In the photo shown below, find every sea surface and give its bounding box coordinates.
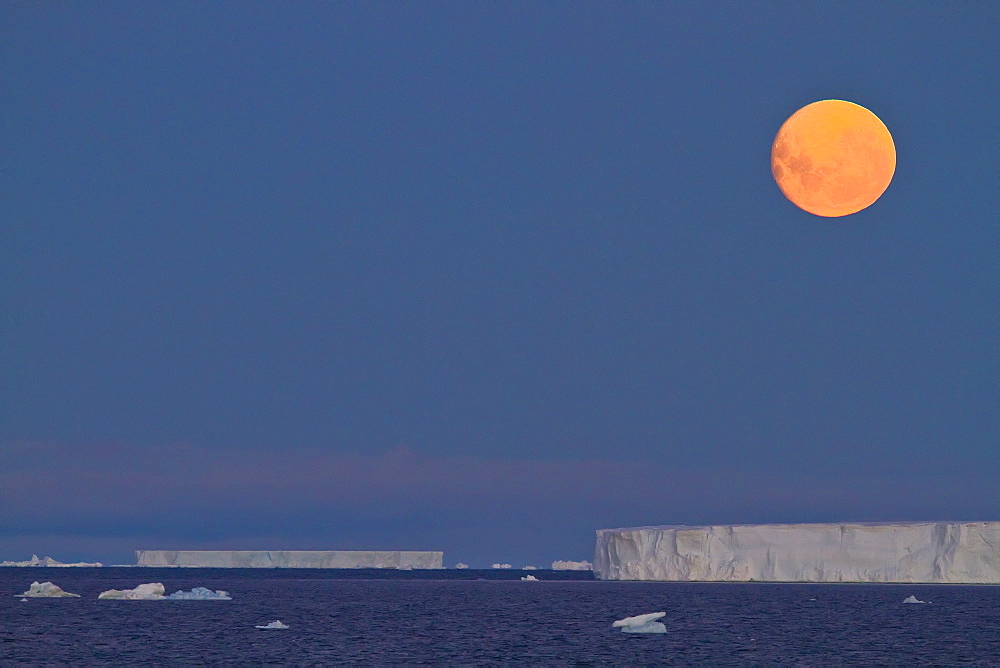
[2,567,998,664]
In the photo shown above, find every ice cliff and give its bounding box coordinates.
[135,550,443,569]
[594,522,1000,583]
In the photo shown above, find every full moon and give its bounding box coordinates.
[771,99,895,217]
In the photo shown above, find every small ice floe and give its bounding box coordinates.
[98,583,166,600]
[166,587,231,600]
[903,595,927,604]
[492,563,512,569]
[613,612,667,634]
[455,563,469,569]
[19,581,81,598]
[256,620,289,629]
[20,598,29,602]
[521,574,539,581]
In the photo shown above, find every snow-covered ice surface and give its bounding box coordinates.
[256,620,289,629]
[1,554,102,567]
[19,581,80,597]
[613,612,666,634]
[166,587,231,600]
[594,522,1000,583]
[135,550,442,569]
[98,583,166,599]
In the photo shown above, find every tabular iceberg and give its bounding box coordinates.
[135,550,443,569]
[594,522,1000,583]
[551,560,593,571]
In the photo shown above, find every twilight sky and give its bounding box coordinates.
[2,2,997,567]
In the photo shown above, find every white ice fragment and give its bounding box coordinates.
[523,565,537,570]
[256,620,289,629]
[19,581,81,597]
[613,612,667,634]
[455,563,469,569]
[98,583,166,600]
[20,598,28,602]
[166,586,232,600]
[552,559,593,571]
[521,574,539,581]
[903,595,927,604]
[492,563,512,569]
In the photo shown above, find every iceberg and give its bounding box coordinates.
[613,612,667,634]
[520,574,539,581]
[552,559,593,571]
[455,563,469,569]
[256,620,289,629]
[166,587,232,600]
[492,563,512,569]
[1,554,102,567]
[98,583,166,600]
[903,595,927,604]
[135,550,442,569]
[594,522,1000,583]
[19,581,81,598]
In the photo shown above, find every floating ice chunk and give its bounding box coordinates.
[613,612,667,634]
[20,598,28,602]
[256,620,289,629]
[552,560,593,571]
[492,563,512,569]
[166,586,231,600]
[19,581,81,597]
[521,574,539,581]
[903,595,927,604]
[523,565,537,570]
[455,563,469,569]
[98,583,166,600]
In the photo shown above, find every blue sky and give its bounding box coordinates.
[2,2,997,567]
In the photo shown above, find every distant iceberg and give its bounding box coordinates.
[98,583,166,600]
[136,550,442,569]
[492,563,512,569]
[522,565,537,570]
[521,574,539,581]
[903,595,927,604]
[166,587,231,600]
[1,554,102,567]
[552,560,593,571]
[612,612,666,634]
[455,563,469,569]
[256,620,289,629]
[19,581,80,598]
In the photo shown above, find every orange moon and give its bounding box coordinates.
[771,100,895,217]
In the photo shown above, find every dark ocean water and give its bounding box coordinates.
[2,567,998,664]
